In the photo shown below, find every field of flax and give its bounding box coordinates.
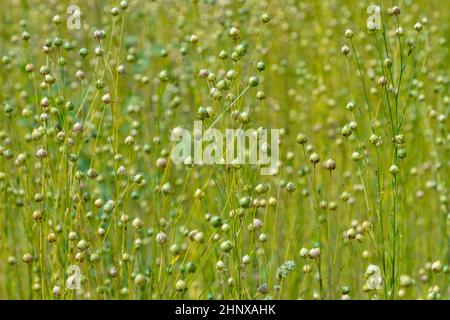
[0,0,448,300]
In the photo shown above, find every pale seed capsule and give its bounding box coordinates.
[384,58,393,68]
[309,247,320,259]
[216,260,225,271]
[109,267,118,278]
[56,131,65,141]
[341,45,350,56]
[36,148,47,159]
[362,221,371,231]
[25,63,34,72]
[268,197,277,206]
[8,256,16,266]
[75,252,84,262]
[431,260,442,273]
[134,274,145,286]
[94,198,104,208]
[329,201,338,211]
[259,233,268,243]
[95,46,103,56]
[117,65,125,74]
[77,239,89,251]
[198,69,209,78]
[156,157,167,169]
[228,27,239,39]
[193,232,205,243]
[44,74,55,84]
[34,193,44,202]
[117,165,127,175]
[156,231,168,244]
[369,134,380,145]
[40,65,50,75]
[253,219,264,231]
[220,240,233,252]
[47,232,57,243]
[111,6,123,19]
[341,125,352,137]
[221,224,230,232]
[53,286,61,297]
[32,210,42,221]
[194,189,205,199]
[286,181,296,193]
[68,231,78,241]
[399,275,414,287]
[346,228,356,239]
[93,29,106,40]
[309,152,320,164]
[351,151,362,161]
[124,135,135,146]
[389,164,400,175]
[324,158,336,171]
[98,227,106,237]
[75,70,84,80]
[242,255,251,265]
[119,214,129,224]
[87,168,98,179]
[122,253,131,262]
[189,34,199,44]
[341,191,351,202]
[22,253,33,263]
[378,76,387,87]
[394,134,405,144]
[391,6,401,16]
[132,217,144,230]
[72,122,83,134]
[414,22,422,32]
[346,102,355,111]
[255,183,268,194]
[299,247,309,258]
[175,279,186,292]
[102,93,111,104]
[261,13,271,24]
[345,29,354,38]
[396,27,404,36]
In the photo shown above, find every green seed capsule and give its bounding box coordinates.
[248,76,259,87]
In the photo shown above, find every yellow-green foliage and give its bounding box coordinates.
[0,0,448,300]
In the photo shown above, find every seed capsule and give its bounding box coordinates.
[324,158,337,171]
[156,231,168,244]
[341,45,350,56]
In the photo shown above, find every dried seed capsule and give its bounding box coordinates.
[309,152,320,164]
[389,164,400,175]
[324,158,336,171]
[341,45,350,56]
[286,181,296,193]
[391,5,401,16]
[156,231,168,244]
[22,253,33,263]
[175,279,186,292]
